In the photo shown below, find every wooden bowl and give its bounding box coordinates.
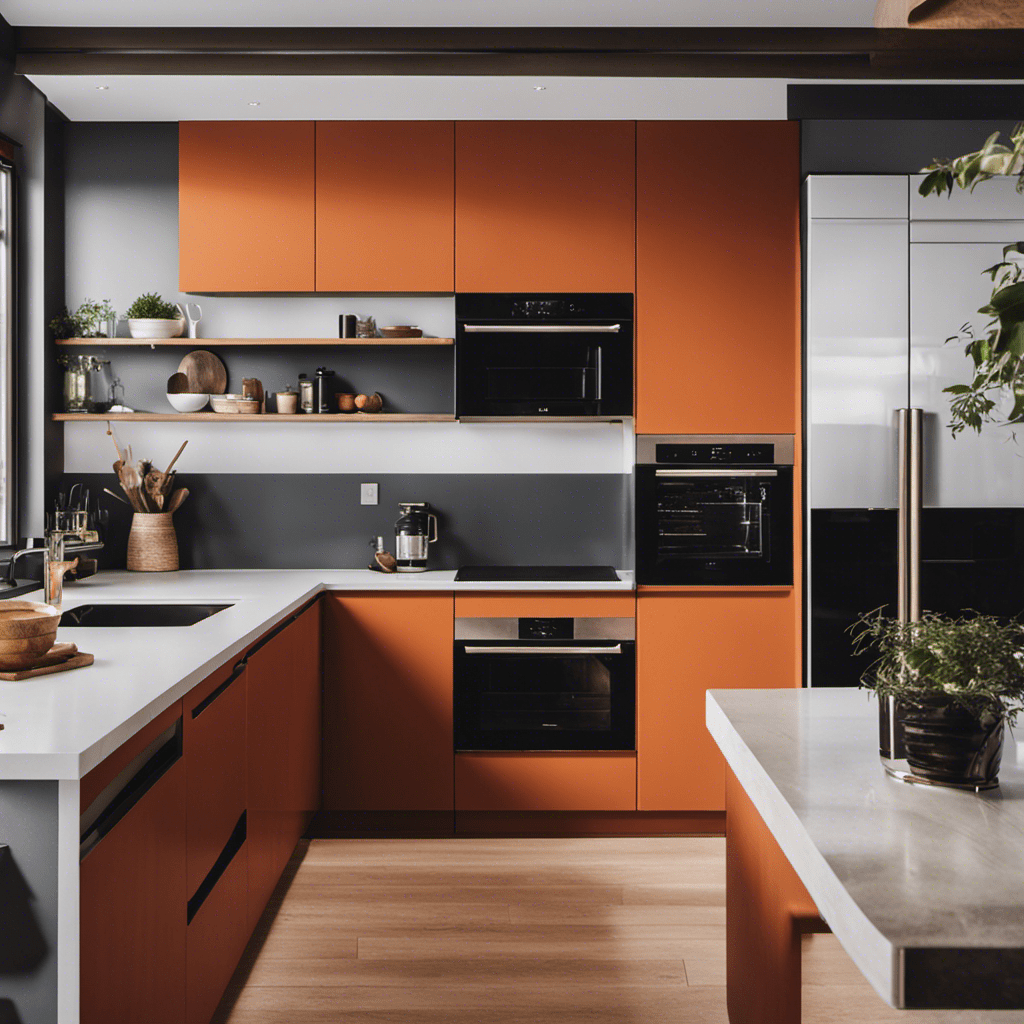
[380,326,422,338]
[0,634,57,669]
[0,601,61,639]
[209,394,245,414]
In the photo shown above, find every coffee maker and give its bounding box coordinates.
[395,502,438,572]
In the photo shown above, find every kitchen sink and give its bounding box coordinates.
[59,603,233,627]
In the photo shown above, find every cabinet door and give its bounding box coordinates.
[179,121,315,292]
[316,121,454,292]
[184,659,247,897]
[246,602,322,931]
[637,591,797,812]
[636,121,800,434]
[80,725,187,1024]
[323,593,454,810]
[455,121,635,293]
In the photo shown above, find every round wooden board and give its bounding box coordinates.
[178,350,228,395]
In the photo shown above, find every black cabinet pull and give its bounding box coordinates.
[187,811,247,925]
[190,661,246,719]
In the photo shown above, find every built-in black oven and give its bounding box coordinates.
[454,616,636,751]
[455,293,633,419]
[635,434,794,586]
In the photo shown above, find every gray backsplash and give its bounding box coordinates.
[61,473,631,571]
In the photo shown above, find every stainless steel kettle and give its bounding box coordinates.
[395,502,438,572]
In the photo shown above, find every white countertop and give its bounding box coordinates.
[0,568,632,781]
[707,687,1024,1014]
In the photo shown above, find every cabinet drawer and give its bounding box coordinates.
[186,829,249,1024]
[454,593,634,619]
[455,752,636,811]
[184,659,247,896]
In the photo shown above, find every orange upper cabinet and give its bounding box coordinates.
[179,121,315,292]
[455,121,636,293]
[316,121,455,292]
[637,590,798,813]
[636,121,800,434]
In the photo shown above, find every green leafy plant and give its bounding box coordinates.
[920,125,1024,436]
[851,609,1024,725]
[49,298,115,338]
[126,292,180,320]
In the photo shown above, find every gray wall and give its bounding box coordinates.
[0,782,59,1024]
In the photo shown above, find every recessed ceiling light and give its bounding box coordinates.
[96,85,109,91]
[249,101,261,107]
[533,86,546,92]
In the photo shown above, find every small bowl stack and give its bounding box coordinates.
[0,601,61,670]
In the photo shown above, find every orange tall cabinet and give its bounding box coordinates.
[635,121,800,434]
[322,593,455,811]
[455,121,636,292]
[179,121,316,292]
[316,121,455,292]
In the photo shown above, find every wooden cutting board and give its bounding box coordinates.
[0,643,94,681]
[178,350,228,395]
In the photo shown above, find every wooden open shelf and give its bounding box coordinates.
[53,412,456,423]
[55,337,454,347]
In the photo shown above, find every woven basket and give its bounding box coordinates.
[126,512,179,572]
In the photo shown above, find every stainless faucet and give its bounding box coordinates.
[3,540,44,588]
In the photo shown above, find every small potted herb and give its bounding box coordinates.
[852,609,1024,789]
[49,298,115,339]
[126,292,185,339]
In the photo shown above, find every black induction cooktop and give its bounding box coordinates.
[454,565,620,582]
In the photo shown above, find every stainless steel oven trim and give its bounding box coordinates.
[655,468,778,478]
[463,645,623,656]
[637,433,795,465]
[455,617,635,641]
[463,324,621,333]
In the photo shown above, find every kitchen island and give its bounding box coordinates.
[0,568,632,1024]
[706,687,1024,1023]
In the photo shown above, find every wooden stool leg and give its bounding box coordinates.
[725,768,826,1024]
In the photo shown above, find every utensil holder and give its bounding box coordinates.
[127,512,179,572]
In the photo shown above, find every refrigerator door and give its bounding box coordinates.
[807,186,908,509]
[911,238,1024,507]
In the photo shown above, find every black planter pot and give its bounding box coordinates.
[899,696,1004,790]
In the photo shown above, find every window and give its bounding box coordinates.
[0,161,12,546]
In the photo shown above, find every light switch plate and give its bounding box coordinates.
[360,482,379,505]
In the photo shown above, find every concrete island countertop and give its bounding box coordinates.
[0,568,633,781]
[707,687,1024,1015]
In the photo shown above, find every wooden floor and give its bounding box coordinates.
[213,836,930,1024]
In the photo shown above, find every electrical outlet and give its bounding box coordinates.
[360,483,379,506]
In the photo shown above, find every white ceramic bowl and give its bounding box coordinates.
[128,316,186,339]
[166,392,209,413]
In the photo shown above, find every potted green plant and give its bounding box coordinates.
[49,298,115,339]
[126,292,185,339]
[852,609,1024,789]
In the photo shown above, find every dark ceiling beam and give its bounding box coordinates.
[14,26,1024,78]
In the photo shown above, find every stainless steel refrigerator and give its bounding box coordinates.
[806,174,1024,688]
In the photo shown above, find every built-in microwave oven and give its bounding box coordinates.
[635,435,795,586]
[454,616,636,751]
[455,293,633,419]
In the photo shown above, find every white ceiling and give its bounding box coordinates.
[26,74,791,122]
[1,0,878,28]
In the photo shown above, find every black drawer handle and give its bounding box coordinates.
[187,811,246,925]
[191,661,246,719]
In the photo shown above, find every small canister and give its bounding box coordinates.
[298,374,314,414]
[275,388,298,414]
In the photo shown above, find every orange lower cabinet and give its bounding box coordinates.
[455,753,636,811]
[186,837,249,1024]
[323,593,454,811]
[637,591,798,812]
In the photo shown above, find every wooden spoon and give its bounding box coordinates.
[166,487,189,513]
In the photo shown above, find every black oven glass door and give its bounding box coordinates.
[454,641,636,751]
[457,326,632,417]
[636,466,793,585]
